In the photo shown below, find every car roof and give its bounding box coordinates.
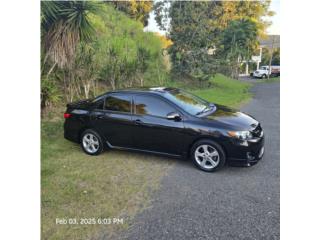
[93,87,181,102]
[109,87,179,95]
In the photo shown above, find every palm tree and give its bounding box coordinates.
[41,1,100,69]
[221,19,259,79]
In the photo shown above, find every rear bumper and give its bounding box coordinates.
[64,121,80,143]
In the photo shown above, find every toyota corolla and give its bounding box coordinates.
[64,87,264,172]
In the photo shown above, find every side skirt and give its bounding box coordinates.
[106,141,182,158]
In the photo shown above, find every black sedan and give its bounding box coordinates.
[64,87,264,172]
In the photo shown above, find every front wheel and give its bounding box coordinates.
[190,140,226,172]
[81,129,104,156]
[262,74,267,79]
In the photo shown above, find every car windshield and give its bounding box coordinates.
[165,89,213,116]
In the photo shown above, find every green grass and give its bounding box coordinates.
[191,74,253,108]
[41,73,253,239]
[41,121,174,239]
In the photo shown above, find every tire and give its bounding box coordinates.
[80,129,104,156]
[190,139,226,172]
[262,74,267,79]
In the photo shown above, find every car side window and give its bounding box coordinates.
[95,100,104,110]
[104,94,131,113]
[134,95,176,118]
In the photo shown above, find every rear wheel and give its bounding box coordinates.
[191,140,226,172]
[81,129,104,155]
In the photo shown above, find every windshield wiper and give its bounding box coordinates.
[196,106,211,116]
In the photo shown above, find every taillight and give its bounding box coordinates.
[64,113,71,119]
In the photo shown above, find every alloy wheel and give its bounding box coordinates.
[194,144,220,170]
[82,133,99,154]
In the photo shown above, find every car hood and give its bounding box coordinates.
[202,104,259,130]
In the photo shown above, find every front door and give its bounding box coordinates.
[131,94,186,155]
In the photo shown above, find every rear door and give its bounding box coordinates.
[131,94,187,155]
[90,93,134,148]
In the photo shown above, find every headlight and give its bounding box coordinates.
[228,131,253,140]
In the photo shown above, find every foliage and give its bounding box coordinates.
[154,0,273,81]
[110,0,153,26]
[210,0,273,36]
[73,43,99,98]
[41,1,100,69]
[41,3,168,107]
[41,77,61,109]
[272,48,280,65]
[220,19,259,79]
[90,5,167,90]
[221,19,258,60]
[155,33,173,49]
[41,1,274,108]
[163,1,220,83]
[261,47,280,66]
[136,46,151,86]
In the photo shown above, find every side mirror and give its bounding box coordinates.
[167,112,182,121]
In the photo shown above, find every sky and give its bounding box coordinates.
[144,0,280,36]
[266,0,280,35]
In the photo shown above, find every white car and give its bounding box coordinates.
[253,66,280,78]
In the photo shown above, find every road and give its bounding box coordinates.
[116,82,280,240]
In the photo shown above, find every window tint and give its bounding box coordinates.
[134,95,175,117]
[95,100,104,110]
[104,94,131,113]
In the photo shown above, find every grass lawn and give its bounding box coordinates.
[41,121,174,239]
[41,73,252,239]
[191,74,252,108]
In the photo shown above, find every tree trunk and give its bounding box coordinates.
[110,75,116,90]
[84,83,90,99]
[268,36,275,79]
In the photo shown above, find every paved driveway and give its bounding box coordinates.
[116,82,280,240]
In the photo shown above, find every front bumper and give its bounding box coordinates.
[225,136,265,166]
[253,72,262,78]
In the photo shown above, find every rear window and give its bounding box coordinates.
[104,94,131,113]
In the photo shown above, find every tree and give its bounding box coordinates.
[73,43,98,98]
[158,1,220,84]
[261,47,280,66]
[41,1,101,102]
[41,77,61,110]
[111,0,153,27]
[41,1,99,69]
[154,0,273,80]
[210,1,273,36]
[272,48,280,65]
[41,2,168,108]
[136,46,151,86]
[220,19,259,79]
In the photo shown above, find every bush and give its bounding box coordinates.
[41,77,61,109]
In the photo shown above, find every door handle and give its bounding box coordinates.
[135,119,142,125]
[92,114,106,120]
